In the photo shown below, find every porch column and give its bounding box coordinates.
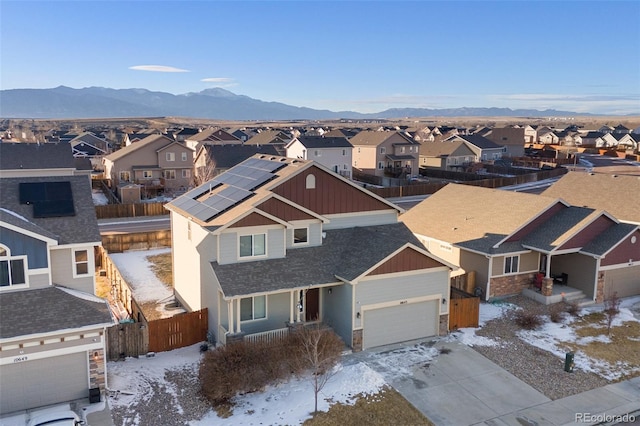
[296,291,302,323]
[545,254,552,278]
[227,299,233,335]
[235,298,241,333]
[289,290,295,324]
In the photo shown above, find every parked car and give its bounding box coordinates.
[27,410,84,426]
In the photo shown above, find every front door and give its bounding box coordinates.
[305,288,319,322]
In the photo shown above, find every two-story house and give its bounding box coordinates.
[165,155,454,351]
[0,143,113,414]
[441,135,506,162]
[285,136,353,179]
[103,134,194,198]
[350,131,420,178]
[418,140,477,170]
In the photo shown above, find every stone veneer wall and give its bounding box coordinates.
[596,272,606,303]
[89,348,105,391]
[439,314,449,336]
[490,273,535,298]
[352,329,363,352]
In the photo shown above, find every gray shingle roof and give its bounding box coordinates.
[0,176,101,244]
[520,207,597,252]
[202,144,281,169]
[457,135,504,149]
[212,223,424,297]
[0,143,76,170]
[0,287,114,339]
[581,223,638,256]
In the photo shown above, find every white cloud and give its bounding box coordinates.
[201,77,233,83]
[487,93,640,115]
[129,65,189,73]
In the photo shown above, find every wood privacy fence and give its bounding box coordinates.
[95,202,167,219]
[148,309,209,353]
[451,271,476,295]
[449,287,480,331]
[101,230,172,253]
[106,321,148,361]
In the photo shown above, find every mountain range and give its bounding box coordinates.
[0,86,591,120]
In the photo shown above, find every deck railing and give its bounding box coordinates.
[243,327,289,345]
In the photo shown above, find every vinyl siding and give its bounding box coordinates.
[27,271,50,289]
[285,221,323,249]
[322,284,353,346]
[356,269,449,315]
[324,211,398,230]
[492,252,538,276]
[218,227,286,265]
[49,247,95,293]
[238,292,291,335]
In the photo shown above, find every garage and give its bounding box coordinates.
[605,265,640,299]
[0,352,88,414]
[362,300,439,350]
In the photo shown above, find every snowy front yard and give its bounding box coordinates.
[106,248,640,424]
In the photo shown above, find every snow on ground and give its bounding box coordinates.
[109,248,175,318]
[108,344,386,426]
[92,189,109,205]
[453,300,518,348]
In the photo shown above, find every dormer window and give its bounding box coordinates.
[293,228,308,245]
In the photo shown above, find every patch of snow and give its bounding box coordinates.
[0,207,30,222]
[359,342,439,381]
[454,328,500,347]
[92,189,109,206]
[479,301,518,325]
[109,248,174,318]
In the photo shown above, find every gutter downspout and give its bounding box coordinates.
[486,256,493,301]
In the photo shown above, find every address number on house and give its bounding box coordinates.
[13,356,28,363]
[399,300,408,305]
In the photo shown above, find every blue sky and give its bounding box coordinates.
[2,1,639,114]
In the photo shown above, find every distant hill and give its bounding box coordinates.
[0,86,592,120]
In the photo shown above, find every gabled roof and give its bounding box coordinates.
[211,223,430,297]
[419,140,474,157]
[581,223,638,257]
[104,134,174,162]
[200,144,281,169]
[401,184,558,249]
[245,130,290,146]
[520,207,602,252]
[448,135,505,150]
[541,172,640,224]
[0,287,113,339]
[323,128,359,139]
[0,143,76,170]
[349,130,416,146]
[0,175,101,244]
[290,136,353,149]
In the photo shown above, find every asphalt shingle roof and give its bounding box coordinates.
[202,144,281,169]
[581,223,638,256]
[0,175,101,244]
[295,136,353,149]
[0,143,76,170]
[0,286,114,339]
[520,207,599,252]
[212,223,424,297]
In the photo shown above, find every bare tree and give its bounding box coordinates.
[604,291,621,336]
[192,158,217,187]
[292,325,344,414]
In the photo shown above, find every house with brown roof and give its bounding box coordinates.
[418,140,477,170]
[401,184,640,303]
[165,155,454,351]
[442,134,506,162]
[0,143,114,414]
[103,134,194,197]
[486,126,528,157]
[350,131,420,178]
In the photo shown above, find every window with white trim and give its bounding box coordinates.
[379,147,386,154]
[342,149,346,156]
[166,152,175,162]
[163,169,176,179]
[378,162,384,170]
[293,228,308,245]
[181,152,188,161]
[142,170,153,178]
[314,150,321,157]
[74,249,89,276]
[306,174,316,189]
[504,255,519,274]
[119,171,131,182]
[0,246,26,287]
[239,234,266,258]
[240,295,266,321]
[182,169,191,178]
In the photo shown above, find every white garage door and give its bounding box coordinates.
[0,352,88,414]
[605,266,640,299]
[363,300,439,350]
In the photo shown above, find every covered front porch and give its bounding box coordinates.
[217,286,331,346]
[522,251,598,305]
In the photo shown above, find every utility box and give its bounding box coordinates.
[89,387,101,403]
[564,352,574,373]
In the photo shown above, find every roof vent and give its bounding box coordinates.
[612,174,618,178]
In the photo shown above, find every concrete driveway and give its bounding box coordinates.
[355,339,640,426]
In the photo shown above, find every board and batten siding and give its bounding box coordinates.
[0,226,49,269]
[321,284,353,347]
[49,247,94,294]
[356,269,449,315]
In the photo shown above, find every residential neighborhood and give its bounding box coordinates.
[0,117,639,426]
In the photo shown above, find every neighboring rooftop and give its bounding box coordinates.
[292,136,353,149]
[0,142,76,170]
[199,144,281,169]
[541,171,640,224]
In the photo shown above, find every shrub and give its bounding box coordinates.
[565,301,581,317]
[549,308,565,323]
[513,310,543,330]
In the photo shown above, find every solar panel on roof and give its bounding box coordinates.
[33,199,75,218]
[19,181,75,218]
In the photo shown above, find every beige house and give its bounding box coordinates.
[103,134,194,197]
[419,140,477,169]
[350,131,420,178]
